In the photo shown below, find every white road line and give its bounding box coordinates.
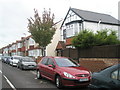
[30,71,36,75]
[3,75,16,90]
[0,70,2,73]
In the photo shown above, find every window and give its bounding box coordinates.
[41,58,48,65]
[54,58,79,67]
[63,29,66,39]
[111,69,120,80]
[47,58,54,65]
[74,23,78,35]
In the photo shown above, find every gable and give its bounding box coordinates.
[61,8,82,28]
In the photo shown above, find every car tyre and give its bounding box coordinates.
[55,76,63,89]
[36,70,42,79]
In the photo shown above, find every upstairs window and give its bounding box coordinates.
[63,29,66,39]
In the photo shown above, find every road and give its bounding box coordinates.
[0,61,90,90]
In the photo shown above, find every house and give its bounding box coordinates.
[58,7,120,49]
[2,46,9,56]
[27,36,42,58]
[16,40,24,56]
[46,20,62,56]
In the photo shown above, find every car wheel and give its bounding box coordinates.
[36,70,42,79]
[55,76,63,89]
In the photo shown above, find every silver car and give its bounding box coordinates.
[10,56,22,66]
[17,57,36,70]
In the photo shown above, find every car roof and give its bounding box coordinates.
[43,56,68,59]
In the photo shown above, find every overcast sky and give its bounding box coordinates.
[0,0,120,48]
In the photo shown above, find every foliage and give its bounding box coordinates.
[72,29,96,48]
[95,29,120,45]
[27,8,56,56]
[72,29,120,48]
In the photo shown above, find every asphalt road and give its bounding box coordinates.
[0,61,90,90]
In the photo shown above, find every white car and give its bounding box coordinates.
[10,56,22,66]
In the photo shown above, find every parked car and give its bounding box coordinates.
[2,56,10,63]
[5,56,12,64]
[17,57,36,70]
[10,56,22,66]
[36,56,92,88]
[90,64,120,89]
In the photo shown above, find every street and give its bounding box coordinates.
[0,61,90,90]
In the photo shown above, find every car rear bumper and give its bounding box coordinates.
[62,78,91,87]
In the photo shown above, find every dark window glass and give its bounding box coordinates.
[63,29,66,39]
[47,58,54,65]
[41,58,48,65]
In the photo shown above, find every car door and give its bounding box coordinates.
[39,57,49,77]
[45,58,56,81]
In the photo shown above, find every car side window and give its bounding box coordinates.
[47,58,54,66]
[111,69,120,80]
[41,58,48,65]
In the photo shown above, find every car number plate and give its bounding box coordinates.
[29,66,34,67]
[79,78,89,82]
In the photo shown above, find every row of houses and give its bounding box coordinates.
[0,7,120,58]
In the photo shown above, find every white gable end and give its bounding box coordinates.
[61,10,83,41]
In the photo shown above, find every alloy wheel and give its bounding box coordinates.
[55,76,63,89]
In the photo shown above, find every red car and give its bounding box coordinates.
[36,56,92,88]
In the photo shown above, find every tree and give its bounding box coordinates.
[95,29,120,45]
[72,29,120,49]
[72,29,96,48]
[27,9,56,56]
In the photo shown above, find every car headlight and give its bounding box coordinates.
[63,72,75,79]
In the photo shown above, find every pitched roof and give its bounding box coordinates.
[70,8,120,25]
[61,8,120,27]
[56,41,66,50]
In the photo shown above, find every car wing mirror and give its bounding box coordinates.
[48,65,55,68]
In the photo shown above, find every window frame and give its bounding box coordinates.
[111,68,120,80]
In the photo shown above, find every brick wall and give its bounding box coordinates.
[79,58,119,72]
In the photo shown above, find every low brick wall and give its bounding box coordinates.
[79,58,119,72]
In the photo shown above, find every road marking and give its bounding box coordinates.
[0,70,2,73]
[30,71,36,75]
[3,75,16,90]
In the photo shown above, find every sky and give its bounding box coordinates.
[0,0,120,48]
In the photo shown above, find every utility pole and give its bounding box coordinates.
[23,33,26,56]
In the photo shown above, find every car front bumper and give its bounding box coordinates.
[62,77,91,87]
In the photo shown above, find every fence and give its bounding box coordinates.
[62,45,120,59]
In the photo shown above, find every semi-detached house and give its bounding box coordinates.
[56,7,120,52]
